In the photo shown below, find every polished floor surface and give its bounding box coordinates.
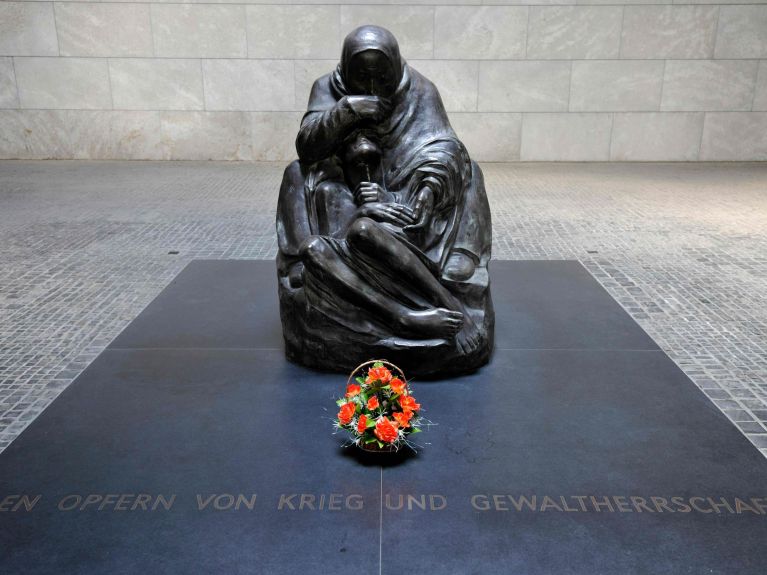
[1,260,765,574]
[0,161,765,461]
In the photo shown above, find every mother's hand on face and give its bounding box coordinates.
[341,95,392,124]
[359,202,416,227]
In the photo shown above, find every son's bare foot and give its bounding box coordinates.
[398,308,463,339]
[456,314,482,355]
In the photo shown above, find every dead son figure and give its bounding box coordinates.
[276,25,494,377]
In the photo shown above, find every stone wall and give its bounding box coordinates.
[1,1,766,161]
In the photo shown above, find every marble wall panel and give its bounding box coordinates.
[411,60,479,112]
[151,4,247,58]
[0,58,20,108]
[55,3,153,57]
[620,6,718,59]
[610,112,703,161]
[570,60,664,112]
[160,111,253,160]
[15,57,111,109]
[59,110,121,159]
[202,60,294,111]
[434,6,528,60]
[0,110,71,159]
[478,60,570,112]
[486,0,576,4]
[521,112,613,160]
[0,3,58,57]
[0,1,763,161]
[577,0,662,4]
[715,6,767,59]
[527,6,623,60]
[661,60,758,111]
[251,111,304,161]
[700,112,767,160]
[108,111,165,160]
[293,59,336,111]
[753,62,767,112]
[110,59,204,111]
[246,5,340,59]
[0,109,173,160]
[340,5,434,59]
[450,112,522,161]
[671,0,765,4]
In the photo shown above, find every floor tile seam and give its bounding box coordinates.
[575,259,667,350]
[105,346,284,352]
[494,347,663,352]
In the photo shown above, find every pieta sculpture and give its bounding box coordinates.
[276,25,494,377]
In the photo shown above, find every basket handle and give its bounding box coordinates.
[347,359,405,387]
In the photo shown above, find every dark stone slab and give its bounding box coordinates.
[1,260,764,575]
[0,349,379,575]
[491,260,658,351]
[380,349,767,574]
[109,260,282,350]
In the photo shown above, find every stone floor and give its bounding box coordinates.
[0,161,765,458]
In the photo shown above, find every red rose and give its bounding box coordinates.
[356,414,368,434]
[374,417,399,444]
[392,411,413,429]
[389,377,406,395]
[366,366,392,385]
[399,395,420,413]
[346,384,361,397]
[338,402,356,425]
[367,396,380,410]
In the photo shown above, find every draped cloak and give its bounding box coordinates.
[277,28,480,342]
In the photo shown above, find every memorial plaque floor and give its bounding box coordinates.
[1,260,765,574]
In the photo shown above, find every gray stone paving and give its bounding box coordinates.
[0,161,766,458]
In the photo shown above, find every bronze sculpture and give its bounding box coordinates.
[276,25,493,376]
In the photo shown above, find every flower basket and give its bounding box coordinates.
[334,359,423,453]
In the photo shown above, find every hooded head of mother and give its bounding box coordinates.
[335,25,405,99]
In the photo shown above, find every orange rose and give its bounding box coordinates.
[399,395,420,413]
[389,377,406,395]
[338,401,356,425]
[367,396,380,410]
[374,417,399,444]
[392,410,413,429]
[366,366,392,385]
[345,384,361,397]
[356,414,368,434]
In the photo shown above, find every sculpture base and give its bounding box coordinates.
[278,269,494,378]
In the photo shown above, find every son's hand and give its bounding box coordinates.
[359,202,416,227]
[354,181,385,204]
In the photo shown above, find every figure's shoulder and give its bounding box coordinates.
[307,72,338,111]
[310,72,333,93]
[405,66,438,95]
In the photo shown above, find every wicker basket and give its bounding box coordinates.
[348,359,407,453]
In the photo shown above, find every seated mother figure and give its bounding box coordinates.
[276,25,493,376]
